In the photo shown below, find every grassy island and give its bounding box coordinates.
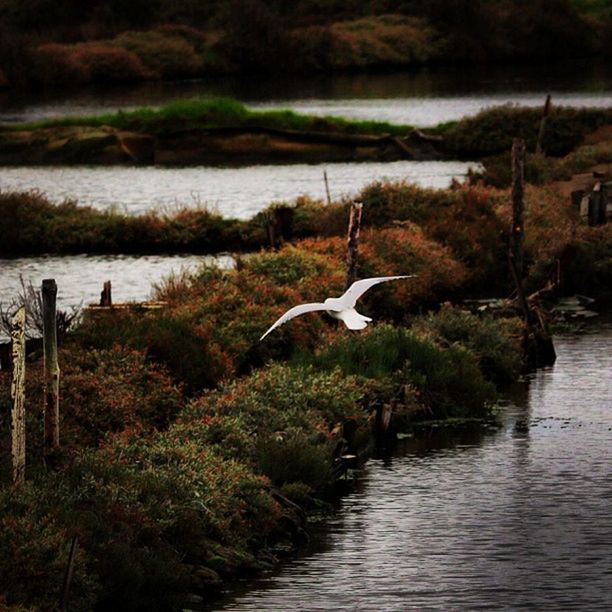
[1,99,611,166]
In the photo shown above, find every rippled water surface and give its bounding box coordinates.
[0,161,477,218]
[217,326,612,611]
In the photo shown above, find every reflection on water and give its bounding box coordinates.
[1,61,612,125]
[217,326,612,611]
[0,161,477,218]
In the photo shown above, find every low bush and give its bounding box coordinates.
[257,431,333,489]
[296,226,469,315]
[306,324,496,418]
[186,363,364,434]
[29,42,151,85]
[60,347,184,446]
[414,306,523,385]
[0,192,248,256]
[442,105,612,158]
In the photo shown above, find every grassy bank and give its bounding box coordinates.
[0,269,522,610]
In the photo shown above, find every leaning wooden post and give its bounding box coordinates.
[511,138,526,279]
[42,279,60,456]
[345,201,363,290]
[535,94,551,155]
[323,170,332,205]
[10,306,26,486]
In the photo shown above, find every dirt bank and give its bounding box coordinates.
[0,124,444,166]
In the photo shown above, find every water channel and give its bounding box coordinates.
[0,160,476,218]
[214,323,612,611]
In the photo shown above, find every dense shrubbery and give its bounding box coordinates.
[441,106,612,158]
[414,305,523,386]
[300,324,496,418]
[323,15,442,69]
[0,299,520,608]
[0,0,608,86]
[1,152,607,302]
[0,191,249,256]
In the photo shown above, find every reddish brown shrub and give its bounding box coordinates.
[73,44,152,82]
[114,30,204,78]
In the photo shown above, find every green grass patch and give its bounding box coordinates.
[4,97,412,136]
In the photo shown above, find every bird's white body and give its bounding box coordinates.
[260,276,412,341]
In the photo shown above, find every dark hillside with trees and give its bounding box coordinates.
[0,0,610,89]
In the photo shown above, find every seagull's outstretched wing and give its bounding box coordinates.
[260,302,328,341]
[338,275,414,309]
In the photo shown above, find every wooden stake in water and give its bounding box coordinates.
[100,280,112,307]
[324,170,332,205]
[43,279,60,456]
[10,306,26,485]
[345,202,363,290]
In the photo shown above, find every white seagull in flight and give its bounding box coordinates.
[260,275,413,341]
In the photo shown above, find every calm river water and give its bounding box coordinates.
[0,160,476,218]
[215,324,612,611]
[1,61,612,126]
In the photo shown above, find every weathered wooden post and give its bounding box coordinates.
[511,138,526,279]
[100,280,112,307]
[345,201,363,290]
[324,170,332,205]
[10,306,26,486]
[507,144,556,366]
[42,279,60,456]
[535,94,551,155]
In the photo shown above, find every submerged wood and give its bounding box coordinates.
[0,124,441,166]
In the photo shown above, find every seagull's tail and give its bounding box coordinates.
[335,308,372,330]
